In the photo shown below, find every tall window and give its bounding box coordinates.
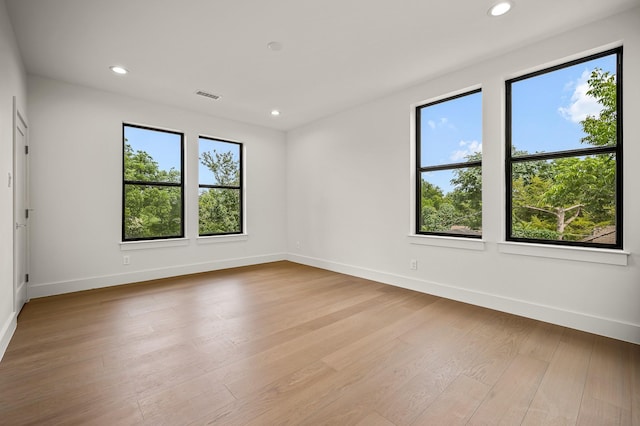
[198,136,243,236]
[416,89,482,237]
[122,124,184,241]
[506,48,622,248]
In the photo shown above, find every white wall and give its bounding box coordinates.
[0,0,27,359]
[26,75,287,297]
[287,9,640,344]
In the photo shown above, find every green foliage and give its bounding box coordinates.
[512,221,560,240]
[420,66,617,244]
[198,150,241,235]
[509,67,617,242]
[421,203,462,233]
[124,143,180,183]
[512,175,552,221]
[419,156,482,234]
[512,150,553,185]
[581,69,616,147]
[550,155,615,222]
[124,185,182,239]
[200,150,240,186]
[420,180,444,210]
[123,143,182,239]
[123,142,242,239]
[199,189,240,234]
[449,154,482,230]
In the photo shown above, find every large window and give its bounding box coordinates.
[416,89,482,237]
[122,124,184,241]
[506,48,622,248]
[198,136,243,236]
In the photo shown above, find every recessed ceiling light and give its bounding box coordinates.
[110,65,128,75]
[267,41,283,52]
[488,1,513,16]
[271,110,281,116]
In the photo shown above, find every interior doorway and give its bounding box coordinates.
[13,97,29,313]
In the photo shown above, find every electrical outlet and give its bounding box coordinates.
[296,241,301,249]
[410,259,418,270]
[123,255,130,265]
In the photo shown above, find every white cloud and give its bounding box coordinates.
[558,69,602,123]
[450,140,481,161]
[427,117,455,130]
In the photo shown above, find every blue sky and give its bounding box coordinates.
[124,127,240,184]
[511,54,616,154]
[124,126,182,172]
[419,90,482,194]
[419,53,616,194]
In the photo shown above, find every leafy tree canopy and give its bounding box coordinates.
[420,66,617,243]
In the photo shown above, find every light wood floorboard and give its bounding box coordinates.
[0,261,638,425]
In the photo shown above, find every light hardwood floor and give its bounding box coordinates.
[1,261,638,425]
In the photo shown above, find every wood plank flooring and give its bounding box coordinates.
[0,261,638,425]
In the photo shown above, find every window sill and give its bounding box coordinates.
[120,238,190,251]
[408,235,485,251]
[197,234,249,245]
[497,242,629,266]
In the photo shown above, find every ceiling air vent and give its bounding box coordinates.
[195,90,221,100]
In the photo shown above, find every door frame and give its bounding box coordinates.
[13,97,29,313]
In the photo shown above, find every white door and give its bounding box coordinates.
[13,99,29,313]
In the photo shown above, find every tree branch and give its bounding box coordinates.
[564,206,583,226]
[524,205,557,217]
[564,204,583,212]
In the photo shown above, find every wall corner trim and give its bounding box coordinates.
[0,313,18,363]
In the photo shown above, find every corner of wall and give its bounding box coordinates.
[0,312,17,363]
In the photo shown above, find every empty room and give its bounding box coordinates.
[1,0,639,424]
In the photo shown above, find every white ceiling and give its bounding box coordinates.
[6,0,639,131]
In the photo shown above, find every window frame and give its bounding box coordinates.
[122,123,185,242]
[198,135,244,237]
[415,88,483,239]
[505,47,623,249]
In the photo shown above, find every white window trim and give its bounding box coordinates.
[413,87,484,240]
[504,47,623,253]
[197,233,249,245]
[120,238,190,251]
[408,234,485,251]
[497,241,629,266]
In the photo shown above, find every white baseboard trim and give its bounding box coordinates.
[28,253,287,299]
[23,252,640,345]
[16,280,27,310]
[287,254,640,345]
[0,312,18,363]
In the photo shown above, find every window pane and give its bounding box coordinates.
[511,54,617,156]
[199,138,240,186]
[124,184,182,240]
[124,125,182,183]
[199,188,241,235]
[418,91,482,167]
[419,168,482,235]
[511,153,616,243]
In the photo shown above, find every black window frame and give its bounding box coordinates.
[415,88,483,239]
[505,47,623,249]
[122,123,185,242]
[198,135,244,236]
